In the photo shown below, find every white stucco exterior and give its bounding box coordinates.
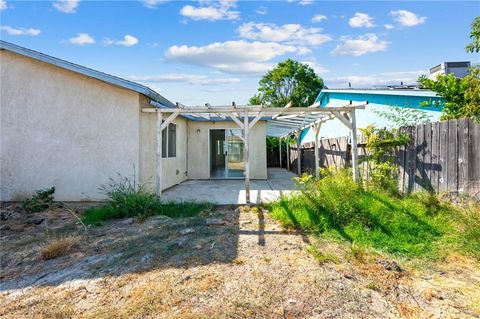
[0,48,268,201]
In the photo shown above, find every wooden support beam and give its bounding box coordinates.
[279,137,282,168]
[287,140,290,171]
[248,112,264,130]
[350,109,360,183]
[156,111,163,197]
[244,109,251,204]
[296,132,302,175]
[330,110,352,129]
[160,112,179,131]
[313,123,322,178]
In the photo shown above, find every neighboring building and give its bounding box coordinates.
[300,88,445,143]
[0,41,267,201]
[428,61,471,80]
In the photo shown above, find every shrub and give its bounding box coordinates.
[40,236,79,260]
[82,175,213,225]
[268,169,476,259]
[23,186,56,213]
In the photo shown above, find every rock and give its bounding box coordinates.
[240,220,252,225]
[194,244,202,249]
[180,228,195,235]
[377,259,403,272]
[119,218,134,225]
[287,299,297,305]
[28,217,45,225]
[175,238,188,247]
[141,254,153,263]
[205,218,225,226]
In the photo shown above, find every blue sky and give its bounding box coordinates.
[1,0,478,105]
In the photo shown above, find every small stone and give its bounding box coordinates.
[240,220,252,225]
[176,238,188,247]
[377,259,403,272]
[141,254,153,263]
[287,298,296,305]
[120,218,134,225]
[180,228,195,235]
[206,218,225,226]
[194,244,202,249]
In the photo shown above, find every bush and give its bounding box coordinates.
[40,236,79,260]
[82,175,212,225]
[23,187,56,213]
[268,169,477,259]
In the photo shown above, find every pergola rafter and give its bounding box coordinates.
[143,100,367,204]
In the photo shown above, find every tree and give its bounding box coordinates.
[466,16,480,53]
[418,72,480,121]
[251,59,324,107]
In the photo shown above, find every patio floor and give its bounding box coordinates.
[162,168,298,205]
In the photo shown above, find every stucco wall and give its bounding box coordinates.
[0,50,141,201]
[138,98,188,191]
[187,121,267,179]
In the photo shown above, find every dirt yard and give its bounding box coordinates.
[1,204,479,318]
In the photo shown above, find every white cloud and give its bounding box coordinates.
[302,61,329,75]
[312,14,327,23]
[238,22,331,46]
[348,12,375,28]
[142,0,169,8]
[331,33,388,56]
[53,0,80,13]
[180,0,239,21]
[117,35,139,47]
[69,33,95,45]
[0,25,41,36]
[384,24,394,30]
[0,0,7,10]
[165,40,300,75]
[255,6,267,15]
[325,70,426,88]
[129,74,240,86]
[103,35,139,47]
[299,0,314,5]
[390,10,426,27]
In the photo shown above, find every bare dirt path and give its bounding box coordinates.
[1,204,479,318]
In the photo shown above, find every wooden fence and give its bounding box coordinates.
[288,118,480,196]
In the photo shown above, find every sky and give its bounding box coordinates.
[0,0,478,105]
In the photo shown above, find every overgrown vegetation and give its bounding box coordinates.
[267,169,480,259]
[360,125,410,192]
[23,186,56,213]
[82,175,213,225]
[374,106,431,127]
[40,236,79,260]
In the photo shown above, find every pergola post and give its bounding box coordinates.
[296,131,302,175]
[156,111,163,197]
[279,137,282,168]
[286,139,290,171]
[243,109,251,204]
[350,109,360,183]
[313,123,322,178]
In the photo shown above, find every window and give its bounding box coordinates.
[162,123,176,158]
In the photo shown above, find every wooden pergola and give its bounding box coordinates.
[142,100,367,204]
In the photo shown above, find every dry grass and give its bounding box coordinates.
[39,236,80,260]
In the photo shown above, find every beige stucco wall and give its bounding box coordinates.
[138,98,188,192]
[0,50,141,201]
[187,121,267,179]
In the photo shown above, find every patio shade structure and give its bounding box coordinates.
[142,100,367,204]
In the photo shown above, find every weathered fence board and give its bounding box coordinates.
[288,118,480,196]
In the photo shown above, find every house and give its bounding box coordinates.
[300,88,445,144]
[1,41,364,202]
[428,61,471,80]
[0,41,270,201]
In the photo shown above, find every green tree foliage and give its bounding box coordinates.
[374,106,431,127]
[418,71,480,121]
[251,59,324,107]
[466,16,480,53]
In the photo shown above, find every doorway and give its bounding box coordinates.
[210,129,245,179]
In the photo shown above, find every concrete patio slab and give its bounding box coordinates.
[162,168,298,205]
